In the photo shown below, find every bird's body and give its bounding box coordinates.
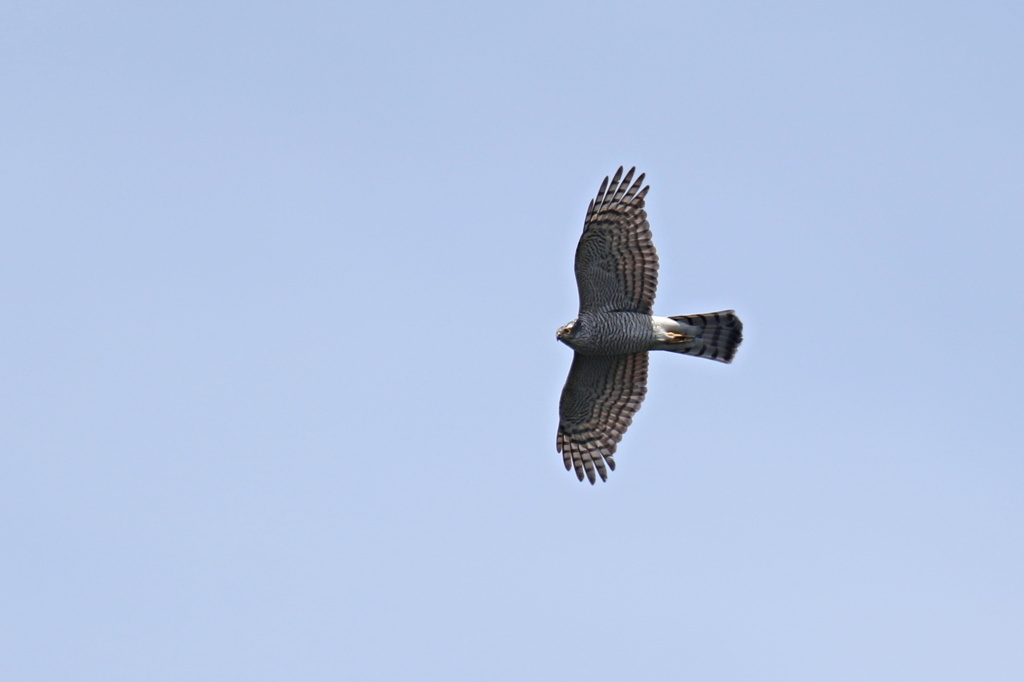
[555,167,743,484]
[557,312,654,355]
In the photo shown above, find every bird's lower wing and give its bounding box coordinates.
[556,352,649,484]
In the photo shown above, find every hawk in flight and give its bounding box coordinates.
[556,167,743,483]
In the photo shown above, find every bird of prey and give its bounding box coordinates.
[556,167,743,484]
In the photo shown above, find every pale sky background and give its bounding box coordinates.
[3,2,1023,680]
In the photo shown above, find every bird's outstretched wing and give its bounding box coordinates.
[574,167,658,315]
[556,352,649,484]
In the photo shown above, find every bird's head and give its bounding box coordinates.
[556,319,578,345]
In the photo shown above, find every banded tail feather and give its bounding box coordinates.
[655,310,743,363]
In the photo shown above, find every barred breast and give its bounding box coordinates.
[567,312,655,355]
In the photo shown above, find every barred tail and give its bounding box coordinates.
[659,310,743,363]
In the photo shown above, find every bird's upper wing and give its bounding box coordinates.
[556,352,649,484]
[574,167,658,315]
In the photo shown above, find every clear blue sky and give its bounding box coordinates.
[4,2,1023,680]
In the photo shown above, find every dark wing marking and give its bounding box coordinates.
[556,352,649,484]
[574,167,658,315]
